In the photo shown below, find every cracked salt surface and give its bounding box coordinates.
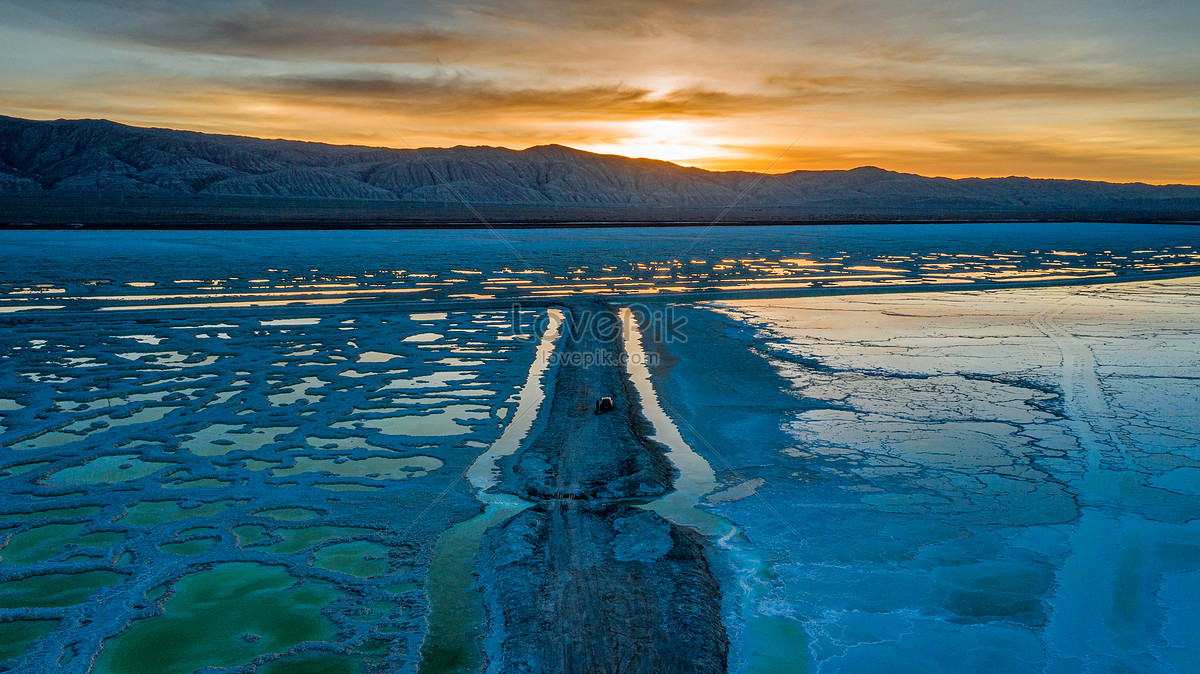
[683,277,1200,673]
[0,306,550,671]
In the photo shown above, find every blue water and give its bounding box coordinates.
[1,224,1198,308]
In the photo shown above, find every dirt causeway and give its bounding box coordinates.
[484,302,727,672]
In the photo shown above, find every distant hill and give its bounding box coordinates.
[1,115,1197,226]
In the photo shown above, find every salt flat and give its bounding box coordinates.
[3,224,1200,672]
[653,277,1200,672]
[0,308,549,672]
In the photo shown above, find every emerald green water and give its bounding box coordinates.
[120,500,232,526]
[264,527,371,554]
[234,524,269,547]
[257,507,320,522]
[257,652,361,673]
[0,619,59,662]
[273,454,442,480]
[41,453,174,488]
[0,462,49,477]
[0,571,125,608]
[314,541,391,578]
[0,523,123,563]
[419,503,526,673]
[744,616,811,674]
[94,562,340,674]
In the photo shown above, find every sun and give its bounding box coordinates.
[580,119,723,164]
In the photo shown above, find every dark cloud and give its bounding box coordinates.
[6,0,787,63]
[5,0,475,62]
[476,0,779,38]
[252,74,789,118]
[128,14,467,62]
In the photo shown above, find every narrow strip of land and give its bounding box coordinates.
[477,302,727,673]
[504,301,673,500]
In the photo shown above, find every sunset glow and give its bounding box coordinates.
[0,0,1197,182]
[581,120,728,164]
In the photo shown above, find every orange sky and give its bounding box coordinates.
[1,0,1198,183]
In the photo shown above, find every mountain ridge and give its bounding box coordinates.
[1,115,1197,225]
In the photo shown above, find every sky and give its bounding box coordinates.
[0,0,1198,183]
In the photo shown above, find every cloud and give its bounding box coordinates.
[133,15,466,62]
[4,1,473,63]
[251,74,791,118]
[4,0,791,68]
[764,70,1200,106]
[476,0,781,38]
[2,0,1198,182]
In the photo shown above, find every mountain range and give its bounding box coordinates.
[1,115,1197,226]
